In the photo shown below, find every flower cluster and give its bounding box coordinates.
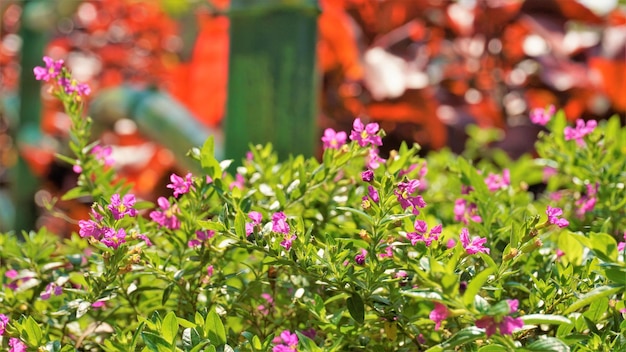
[564,119,597,146]
[407,220,442,247]
[34,56,90,97]
[150,197,181,230]
[395,179,427,215]
[546,206,569,228]
[78,194,141,249]
[484,169,510,192]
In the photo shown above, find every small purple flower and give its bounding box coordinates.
[366,185,379,203]
[230,173,246,191]
[350,118,382,147]
[91,145,114,166]
[365,147,386,170]
[58,77,91,96]
[564,119,597,146]
[272,212,290,234]
[280,234,297,251]
[355,248,367,265]
[529,105,555,126]
[407,220,442,247]
[188,230,215,248]
[0,314,9,335]
[546,205,569,228]
[100,228,127,249]
[40,282,63,300]
[167,173,194,197]
[321,128,347,150]
[207,265,214,277]
[617,232,625,252]
[8,338,27,352]
[430,303,449,331]
[361,169,374,183]
[378,245,393,259]
[108,193,138,220]
[150,197,181,230]
[272,330,299,352]
[79,219,102,239]
[476,299,523,337]
[460,228,490,255]
[454,198,482,224]
[484,169,510,191]
[33,56,64,82]
[246,211,263,236]
[137,234,153,247]
[395,179,427,215]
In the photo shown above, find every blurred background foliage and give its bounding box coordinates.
[0,0,625,234]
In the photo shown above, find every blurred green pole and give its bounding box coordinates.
[225,0,320,163]
[11,0,48,235]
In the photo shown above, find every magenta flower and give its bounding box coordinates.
[8,338,27,352]
[100,228,127,249]
[108,193,138,220]
[564,119,597,146]
[188,230,215,248]
[280,234,297,251]
[78,219,102,239]
[430,303,449,331]
[617,232,625,252]
[460,228,490,255]
[245,211,263,236]
[137,234,153,247]
[395,179,427,215]
[0,314,8,335]
[258,293,274,316]
[40,282,63,300]
[321,128,347,150]
[207,265,214,277]
[407,220,442,247]
[272,212,290,234]
[546,205,569,228]
[33,56,64,82]
[361,169,374,183]
[475,299,524,337]
[378,245,394,259]
[167,172,194,197]
[91,145,114,166]
[355,248,368,265]
[365,147,386,169]
[230,173,246,191]
[58,77,91,96]
[529,105,555,126]
[454,198,482,224]
[366,185,379,203]
[150,197,181,230]
[484,169,510,192]
[350,117,382,147]
[272,330,299,352]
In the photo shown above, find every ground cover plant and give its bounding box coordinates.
[0,58,625,351]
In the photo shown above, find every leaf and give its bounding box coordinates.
[478,346,509,352]
[162,283,174,306]
[523,337,570,352]
[142,332,172,352]
[200,136,222,181]
[463,267,495,307]
[130,322,146,351]
[205,309,227,346]
[588,232,618,262]
[161,311,179,344]
[24,316,43,346]
[234,210,247,239]
[295,331,323,352]
[563,285,623,315]
[522,314,572,326]
[336,206,373,223]
[426,327,484,351]
[346,292,365,324]
[197,220,227,232]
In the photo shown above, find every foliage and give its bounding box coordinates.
[0,60,625,351]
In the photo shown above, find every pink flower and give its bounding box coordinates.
[33,56,64,82]
[79,219,102,239]
[188,230,215,248]
[460,228,490,255]
[378,245,394,259]
[361,169,374,183]
[58,76,91,96]
[475,299,523,337]
[365,148,386,169]
[167,173,194,197]
[229,173,246,191]
[556,249,565,258]
[395,179,427,215]
[564,119,597,146]
[350,118,382,147]
[272,212,290,234]
[100,228,127,249]
[446,238,457,249]
[8,338,27,352]
[280,234,297,251]
[91,145,114,166]
[321,128,347,150]
[429,303,449,331]
[542,166,558,182]
[245,211,263,236]
[40,282,63,300]
[137,234,153,247]
[484,169,510,191]
[546,205,569,228]
[365,185,379,203]
[355,248,367,265]
[273,330,299,352]
[207,265,214,277]
[454,199,482,224]
[407,220,442,247]
[529,105,555,126]
[617,232,625,252]
[108,193,138,220]
[258,293,274,316]
[0,314,8,335]
[150,197,181,230]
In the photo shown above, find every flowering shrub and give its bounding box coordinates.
[0,58,625,351]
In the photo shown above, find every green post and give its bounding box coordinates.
[225,0,319,162]
[11,0,48,234]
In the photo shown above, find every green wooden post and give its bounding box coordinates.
[11,0,48,234]
[225,0,319,162]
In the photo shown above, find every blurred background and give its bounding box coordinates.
[1,0,625,234]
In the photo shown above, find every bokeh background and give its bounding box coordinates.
[1,0,625,234]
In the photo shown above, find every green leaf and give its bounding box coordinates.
[197,220,227,232]
[427,326,484,351]
[347,292,365,324]
[478,345,509,352]
[130,322,146,351]
[523,337,570,352]
[296,331,323,352]
[205,309,227,346]
[200,136,222,180]
[142,332,173,352]
[162,283,174,306]
[177,317,196,329]
[161,311,179,344]
[563,285,623,315]
[234,210,247,238]
[588,232,618,262]
[336,206,373,223]
[522,314,572,326]
[24,316,43,346]
[463,266,495,307]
